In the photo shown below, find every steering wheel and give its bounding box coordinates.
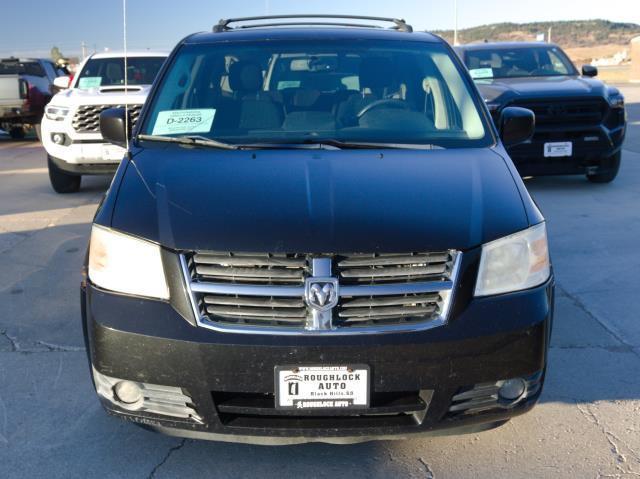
[356,99,409,119]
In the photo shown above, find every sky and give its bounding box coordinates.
[1,0,639,58]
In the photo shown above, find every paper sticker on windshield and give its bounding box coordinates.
[469,68,493,80]
[78,77,102,89]
[152,109,216,135]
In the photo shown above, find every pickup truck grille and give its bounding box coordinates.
[182,251,460,334]
[509,98,607,127]
[72,104,143,133]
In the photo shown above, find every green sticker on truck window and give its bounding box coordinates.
[469,68,493,80]
[152,109,216,135]
[78,77,102,89]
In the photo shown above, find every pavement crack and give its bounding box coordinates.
[148,439,187,478]
[556,284,640,360]
[35,340,86,352]
[0,329,19,351]
[418,457,435,478]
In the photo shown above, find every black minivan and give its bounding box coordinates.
[83,15,553,444]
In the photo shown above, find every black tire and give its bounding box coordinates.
[587,151,621,184]
[9,126,25,140]
[47,155,81,193]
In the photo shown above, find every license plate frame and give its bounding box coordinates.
[101,143,126,161]
[543,141,573,158]
[274,364,370,410]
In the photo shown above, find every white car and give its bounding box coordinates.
[42,51,167,193]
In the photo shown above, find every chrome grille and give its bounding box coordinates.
[72,104,143,133]
[337,252,452,284]
[181,250,460,335]
[192,252,308,284]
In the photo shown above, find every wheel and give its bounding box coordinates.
[587,151,621,184]
[47,155,81,193]
[9,126,25,140]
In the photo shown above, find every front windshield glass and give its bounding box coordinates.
[75,57,166,89]
[464,46,577,80]
[141,40,491,148]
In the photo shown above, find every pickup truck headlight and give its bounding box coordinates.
[45,105,70,121]
[88,225,169,300]
[607,94,624,109]
[475,223,550,297]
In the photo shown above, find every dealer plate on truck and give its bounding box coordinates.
[275,365,369,409]
[544,141,572,157]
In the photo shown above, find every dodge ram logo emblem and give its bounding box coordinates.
[304,278,339,311]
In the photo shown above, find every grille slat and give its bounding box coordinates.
[72,104,143,133]
[337,252,453,285]
[339,305,437,321]
[340,293,440,308]
[205,305,306,320]
[203,295,304,308]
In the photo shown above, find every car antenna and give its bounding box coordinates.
[122,0,129,151]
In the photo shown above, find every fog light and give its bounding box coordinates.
[52,133,65,145]
[113,380,143,405]
[498,378,526,401]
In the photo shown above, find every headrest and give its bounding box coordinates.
[359,57,394,90]
[229,61,262,92]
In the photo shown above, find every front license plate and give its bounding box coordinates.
[275,365,369,410]
[544,141,572,157]
[101,143,126,161]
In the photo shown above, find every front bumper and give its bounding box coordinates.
[507,123,625,177]
[82,267,554,443]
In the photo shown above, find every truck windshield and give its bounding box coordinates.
[463,46,577,80]
[75,57,165,89]
[141,40,491,148]
[0,60,46,77]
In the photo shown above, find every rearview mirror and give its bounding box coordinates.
[499,107,535,147]
[53,76,70,89]
[99,107,131,148]
[582,65,598,77]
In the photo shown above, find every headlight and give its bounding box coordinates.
[475,223,550,297]
[88,225,169,300]
[45,105,70,121]
[608,93,624,109]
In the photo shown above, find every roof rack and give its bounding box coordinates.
[213,15,413,33]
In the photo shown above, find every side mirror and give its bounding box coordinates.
[53,76,70,89]
[100,107,131,148]
[582,65,598,77]
[499,107,535,147]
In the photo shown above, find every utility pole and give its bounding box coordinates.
[548,26,552,43]
[453,0,459,45]
[81,41,87,60]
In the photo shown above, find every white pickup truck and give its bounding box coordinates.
[42,51,167,193]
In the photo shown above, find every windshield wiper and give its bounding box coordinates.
[306,139,441,150]
[137,134,239,150]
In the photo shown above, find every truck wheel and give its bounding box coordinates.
[587,152,621,184]
[9,126,25,140]
[47,155,81,193]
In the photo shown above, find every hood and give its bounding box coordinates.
[109,145,531,253]
[50,85,151,106]
[475,75,612,104]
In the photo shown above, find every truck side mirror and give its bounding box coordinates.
[100,107,131,148]
[499,107,535,147]
[582,65,598,77]
[53,76,70,89]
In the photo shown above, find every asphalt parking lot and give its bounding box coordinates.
[0,85,639,479]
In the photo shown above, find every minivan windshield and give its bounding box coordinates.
[75,57,166,89]
[463,46,577,80]
[141,40,491,148]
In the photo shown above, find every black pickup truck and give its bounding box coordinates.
[456,42,626,183]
